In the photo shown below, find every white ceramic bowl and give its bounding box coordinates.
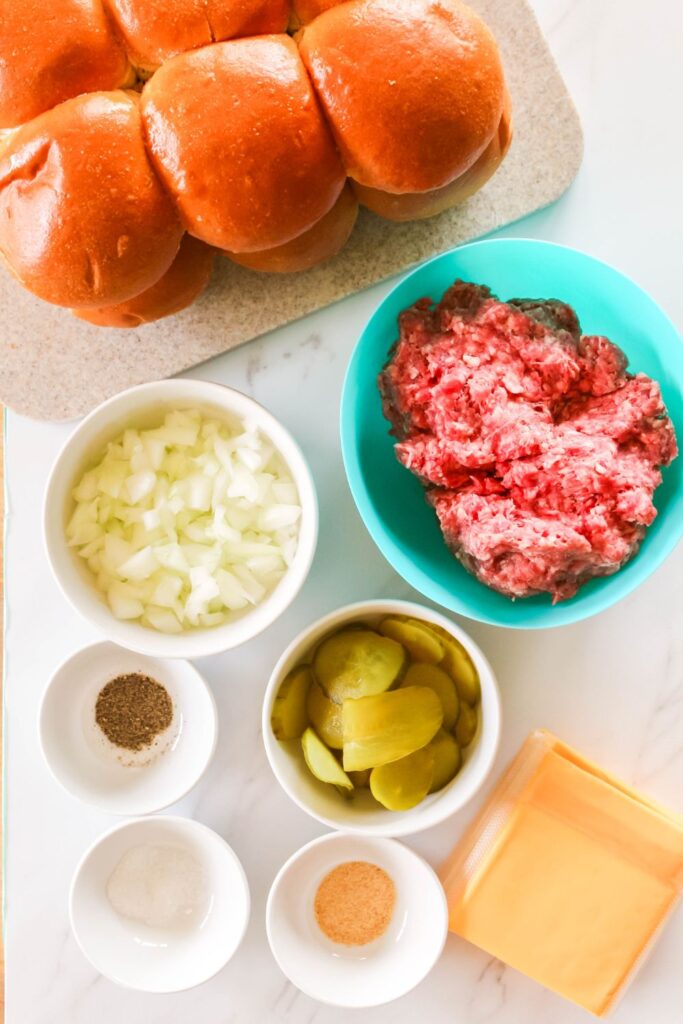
[70,816,250,992]
[39,641,217,815]
[44,379,318,658]
[266,832,448,1008]
[263,599,501,837]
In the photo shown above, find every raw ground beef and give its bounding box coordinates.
[378,281,677,602]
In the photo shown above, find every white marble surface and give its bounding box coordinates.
[4,0,683,1020]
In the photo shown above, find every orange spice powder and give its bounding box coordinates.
[314,861,396,946]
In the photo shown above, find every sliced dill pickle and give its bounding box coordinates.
[270,665,312,740]
[410,620,481,706]
[378,617,444,663]
[440,635,481,706]
[427,730,462,792]
[301,727,353,792]
[349,769,371,787]
[454,702,478,748]
[307,681,343,749]
[313,629,406,703]
[342,685,443,771]
[370,747,434,810]
[401,662,459,729]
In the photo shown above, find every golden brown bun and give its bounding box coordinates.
[353,90,513,220]
[0,0,513,323]
[0,0,131,129]
[299,0,507,194]
[105,0,289,71]
[289,0,344,28]
[72,234,215,327]
[0,92,183,308]
[226,183,358,272]
[141,36,346,253]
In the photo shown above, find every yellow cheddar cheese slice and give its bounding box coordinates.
[440,731,683,1016]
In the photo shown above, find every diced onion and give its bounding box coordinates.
[67,408,301,633]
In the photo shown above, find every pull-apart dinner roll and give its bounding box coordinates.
[140,36,346,254]
[105,0,290,72]
[289,0,343,28]
[0,0,513,325]
[0,92,183,308]
[0,0,131,129]
[299,0,510,217]
[352,90,513,220]
[72,235,215,327]
[226,184,358,273]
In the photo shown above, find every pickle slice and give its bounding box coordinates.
[401,662,459,729]
[342,685,443,771]
[440,636,481,706]
[410,620,481,705]
[455,703,478,748]
[307,681,343,749]
[378,617,444,663]
[313,629,406,703]
[370,747,434,810]
[270,665,312,740]
[428,730,462,792]
[301,727,353,792]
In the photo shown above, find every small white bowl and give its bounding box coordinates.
[39,641,217,815]
[263,599,501,837]
[70,816,250,992]
[266,832,448,1008]
[44,379,318,659]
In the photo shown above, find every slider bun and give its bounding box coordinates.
[299,0,507,194]
[227,184,358,273]
[0,0,513,326]
[141,36,346,253]
[353,90,513,220]
[106,0,289,72]
[0,0,131,129]
[0,92,183,308]
[289,0,344,28]
[72,235,215,327]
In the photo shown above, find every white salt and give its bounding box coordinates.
[107,843,207,930]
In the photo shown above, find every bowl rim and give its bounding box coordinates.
[265,831,449,1009]
[262,598,502,838]
[43,378,318,658]
[68,814,251,993]
[340,236,683,630]
[38,639,219,816]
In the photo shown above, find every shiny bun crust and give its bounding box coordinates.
[299,0,507,194]
[352,88,513,220]
[0,0,131,129]
[226,183,358,272]
[0,0,511,327]
[106,0,289,71]
[72,234,215,327]
[0,92,183,308]
[289,0,343,28]
[141,36,346,253]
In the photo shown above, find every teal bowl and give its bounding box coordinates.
[340,239,683,629]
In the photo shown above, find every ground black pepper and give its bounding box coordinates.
[95,673,173,751]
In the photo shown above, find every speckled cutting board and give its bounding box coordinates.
[0,0,582,421]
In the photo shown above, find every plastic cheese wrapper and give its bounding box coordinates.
[439,730,683,1017]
